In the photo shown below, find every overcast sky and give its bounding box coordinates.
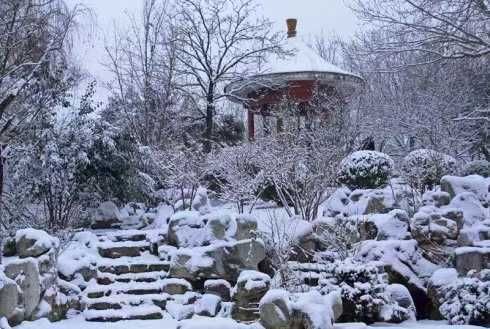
[71,0,359,96]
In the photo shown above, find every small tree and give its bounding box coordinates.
[208,142,266,213]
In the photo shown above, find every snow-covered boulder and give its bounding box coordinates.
[234,214,258,241]
[441,175,490,206]
[194,294,221,317]
[427,268,459,319]
[337,151,394,189]
[232,270,271,322]
[0,270,18,322]
[15,229,59,259]
[4,259,41,321]
[381,284,416,322]
[455,244,490,274]
[57,231,98,287]
[449,192,487,227]
[402,149,457,191]
[204,279,231,302]
[168,211,210,248]
[462,160,490,178]
[290,291,334,329]
[91,201,122,229]
[259,289,291,329]
[169,239,266,282]
[323,180,414,218]
[357,209,411,241]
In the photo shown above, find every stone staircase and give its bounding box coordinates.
[82,229,194,322]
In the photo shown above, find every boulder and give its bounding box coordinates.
[168,211,209,248]
[441,175,490,205]
[427,268,458,320]
[15,229,59,258]
[0,273,18,320]
[169,239,266,282]
[206,213,235,240]
[91,201,122,229]
[325,291,343,321]
[162,278,192,295]
[455,246,490,274]
[384,284,416,321]
[194,294,221,317]
[234,215,258,240]
[449,192,487,226]
[2,238,16,258]
[422,191,451,208]
[259,289,291,329]
[290,291,334,329]
[4,259,41,320]
[204,279,231,302]
[232,270,271,322]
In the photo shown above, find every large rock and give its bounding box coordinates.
[169,239,266,282]
[204,279,231,302]
[234,215,258,240]
[455,245,490,274]
[290,291,334,329]
[0,272,18,320]
[441,175,490,205]
[259,289,291,329]
[206,212,235,241]
[4,259,41,320]
[194,294,221,317]
[383,284,416,322]
[168,211,210,248]
[427,268,458,320]
[15,229,59,258]
[232,270,271,322]
[91,201,122,229]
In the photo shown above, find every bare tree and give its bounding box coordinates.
[0,0,81,226]
[173,0,284,152]
[350,0,490,66]
[104,0,183,147]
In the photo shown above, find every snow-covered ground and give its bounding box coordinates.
[13,318,487,329]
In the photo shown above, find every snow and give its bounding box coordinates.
[259,289,291,308]
[264,36,360,79]
[429,268,458,287]
[235,270,271,291]
[15,228,60,251]
[12,318,488,329]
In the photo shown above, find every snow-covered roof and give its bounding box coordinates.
[262,36,360,79]
[225,22,363,103]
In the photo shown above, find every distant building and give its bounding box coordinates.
[225,19,363,140]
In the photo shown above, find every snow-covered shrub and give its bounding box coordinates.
[402,149,457,191]
[319,260,395,324]
[439,270,490,325]
[462,160,490,178]
[337,151,394,189]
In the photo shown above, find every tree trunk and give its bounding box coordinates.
[0,144,4,216]
[204,85,214,153]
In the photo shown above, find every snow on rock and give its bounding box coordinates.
[323,179,414,218]
[454,245,490,274]
[15,229,59,258]
[194,294,221,317]
[57,232,99,286]
[449,192,487,227]
[290,290,334,329]
[91,201,122,229]
[441,175,490,205]
[356,209,411,241]
[0,269,18,322]
[232,271,271,322]
[177,316,250,329]
[204,279,231,302]
[259,289,291,329]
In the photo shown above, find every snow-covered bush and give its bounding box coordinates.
[462,160,490,178]
[439,270,490,325]
[337,151,394,189]
[318,259,407,324]
[401,149,457,191]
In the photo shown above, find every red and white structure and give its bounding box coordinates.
[225,19,363,140]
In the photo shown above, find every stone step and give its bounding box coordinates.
[84,304,163,322]
[98,240,151,259]
[97,271,168,285]
[85,279,192,299]
[103,230,149,242]
[97,255,170,275]
[85,293,171,311]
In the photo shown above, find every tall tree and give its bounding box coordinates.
[173,0,283,152]
[0,0,81,223]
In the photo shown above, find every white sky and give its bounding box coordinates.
[71,0,359,96]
